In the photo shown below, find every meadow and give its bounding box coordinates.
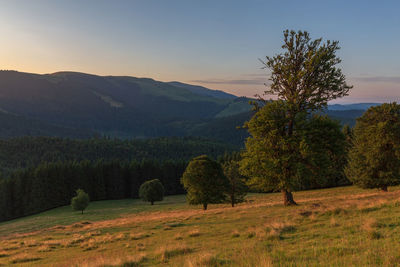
[1,186,400,266]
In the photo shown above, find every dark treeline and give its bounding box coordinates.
[0,159,187,222]
[0,136,236,177]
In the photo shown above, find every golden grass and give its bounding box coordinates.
[75,253,147,267]
[158,243,193,262]
[188,229,201,237]
[1,186,400,266]
[330,216,339,227]
[9,253,41,264]
[186,253,224,267]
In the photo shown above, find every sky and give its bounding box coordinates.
[1,0,400,103]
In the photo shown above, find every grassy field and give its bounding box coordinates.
[1,186,400,266]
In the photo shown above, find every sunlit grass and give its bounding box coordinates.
[1,186,400,266]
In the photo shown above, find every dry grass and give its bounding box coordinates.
[76,253,147,267]
[158,244,193,262]
[186,253,225,267]
[362,217,383,239]
[265,221,296,240]
[330,216,339,227]
[37,245,53,252]
[1,186,400,266]
[188,229,201,237]
[9,253,41,264]
[130,232,149,240]
[231,230,240,238]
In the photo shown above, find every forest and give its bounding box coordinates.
[0,160,188,221]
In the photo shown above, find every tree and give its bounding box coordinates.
[241,30,352,205]
[139,179,164,205]
[222,160,247,207]
[181,155,228,210]
[298,114,348,189]
[71,189,89,214]
[345,103,400,191]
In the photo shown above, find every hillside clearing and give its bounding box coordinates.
[1,186,400,266]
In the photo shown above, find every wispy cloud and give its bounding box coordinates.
[190,74,268,85]
[353,76,400,83]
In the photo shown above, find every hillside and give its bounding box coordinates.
[0,71,250,141]
[0,70,369,145]
[0,186,399,266]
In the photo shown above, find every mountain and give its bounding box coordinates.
[167,81,236,99]
[328,103,380,111]
[0,70,252,144]
[0,70,371,145]
[0,111,93,138]
[323,109,365,126]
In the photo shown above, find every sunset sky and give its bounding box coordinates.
[1,0,400,103]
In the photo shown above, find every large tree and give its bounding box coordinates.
[240,102,347,203]
[345,103,400,191]
[181,155,228,210]
[241,30,352,205]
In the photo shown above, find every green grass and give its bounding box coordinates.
[1,186,400,266]
[0,195,187,237]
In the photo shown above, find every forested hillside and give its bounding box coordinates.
[0,70,366,145]
[0,136,236,177]
[0,71,251,142]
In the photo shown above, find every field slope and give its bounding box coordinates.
[1,186,400,266]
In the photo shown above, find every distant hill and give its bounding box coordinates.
[167,81,236,99]
[323,109,365,127]
[0,70,371,145]
[328,103,380,111]
[0,70,250,142]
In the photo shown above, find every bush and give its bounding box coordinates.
[139,179,164,205]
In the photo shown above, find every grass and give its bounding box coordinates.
[1,186,400,266]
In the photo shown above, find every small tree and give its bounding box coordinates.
[181,155,228,210]
[345,103,400,191]
[71,189,89,214]
[222,160,247,207]
[139,179,164,205]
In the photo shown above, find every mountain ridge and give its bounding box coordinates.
[0,70,379,145]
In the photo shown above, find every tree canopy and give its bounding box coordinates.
[241,101,347,199]
[262,30,352,112]
[222,160,247,207]
[71,189,90,214]
[181,155,228,210]
[345,103,400,191]
[139,179,165,205]
[241,30,352,205]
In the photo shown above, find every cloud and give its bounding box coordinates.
[190,75,268,85]
[353,76,400,83]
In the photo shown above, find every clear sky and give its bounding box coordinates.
[1,0,400,103]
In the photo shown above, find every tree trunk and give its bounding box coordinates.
[203,203,208,210]
[381,185,388,192]
[151,201,154,205]
[81,210,83,214]
[231,195,235,207]
[282,189,297,206]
